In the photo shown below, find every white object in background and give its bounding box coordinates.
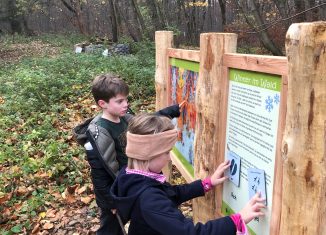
[84,142,93,150]
[75,46,83,53]
[102,49,109,57]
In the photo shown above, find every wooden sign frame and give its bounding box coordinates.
[167,48,200,183]
[220,53,288,235]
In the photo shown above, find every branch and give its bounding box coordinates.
[60,0,76,14]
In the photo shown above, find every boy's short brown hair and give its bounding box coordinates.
[91,73,129,103]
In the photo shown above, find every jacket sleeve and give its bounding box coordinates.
[140,189,236,235]
[87,148,115,209]
[169,180,205,205]
[155,104,180,119]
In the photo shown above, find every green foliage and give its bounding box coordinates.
[0,34,155,232]
[37,33,90,50]
[164,25,182,37]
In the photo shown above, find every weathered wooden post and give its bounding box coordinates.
[280,22,326,234]
[193,33,237,222]
[155,31,173,109]
[155,31,173,179]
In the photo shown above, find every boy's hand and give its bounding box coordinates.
[210,160,230,186]
[239,192,265,224]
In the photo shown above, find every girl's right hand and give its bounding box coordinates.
[210,160,230,186]
[239,192,266,224]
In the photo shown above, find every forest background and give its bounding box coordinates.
[0,0,325,234]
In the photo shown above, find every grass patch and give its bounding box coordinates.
[0,34,155,232]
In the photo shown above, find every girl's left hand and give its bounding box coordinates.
[210,160,230,186]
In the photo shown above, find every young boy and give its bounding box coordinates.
[73,73,181,235]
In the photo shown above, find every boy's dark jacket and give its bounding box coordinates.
[72,104,180,208]
[111,168,236,235]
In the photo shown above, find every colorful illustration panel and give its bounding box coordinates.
[168,58,199,177]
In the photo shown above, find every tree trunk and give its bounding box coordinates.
[60,0,86,34]
[218,0,226,29]
[8,0,22,33]
[238,0,284,55]
[272,0,291,29]
[319,3,326,20]
[115,0,143,41]
[293,0,306,22]
[280,21,326,235]
[303,0,319,21]
[108,0,118,42]
[146,0,165,32]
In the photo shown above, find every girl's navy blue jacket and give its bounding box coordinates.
[111,168,236,235]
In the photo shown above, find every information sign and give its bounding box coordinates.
[222,68,282,235]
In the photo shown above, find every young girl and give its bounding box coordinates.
[111,114,265,235]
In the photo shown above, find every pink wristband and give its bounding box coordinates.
[201,178,213,192]
[230,213,248,234]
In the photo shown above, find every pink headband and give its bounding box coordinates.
[126,129,178,160]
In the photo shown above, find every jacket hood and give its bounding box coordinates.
[72,115,100,145]
[110,167,164,223]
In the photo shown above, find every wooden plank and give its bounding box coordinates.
[269,74,287,235]
[170,152,194,183]
[223,53,288,76]
[167,48,200,62]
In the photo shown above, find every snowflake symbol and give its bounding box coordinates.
[265,96,273,112]
[274,94,280,105]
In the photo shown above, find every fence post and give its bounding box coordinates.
[280,22,326,234]
[193,33,237,222]
[155,31,173,180]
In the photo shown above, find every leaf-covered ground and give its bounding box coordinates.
[0,34,191,234]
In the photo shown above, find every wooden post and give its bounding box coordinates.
[155,31,173,109]
[280,22,326,234]
[193,33,237,222]
[155,31,173,180]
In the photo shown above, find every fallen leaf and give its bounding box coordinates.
[80,196,92,204]
[61,190,76,204]
[51,192,61,199]
[91,218,100,223]
[46,208,57,218]
[90,224,100,232]
[0,192,12,204]
[43,222,54,230]
[67,184,79,194]
[17,186,29,196]
[77,186,87,195]
[39,212,46,219]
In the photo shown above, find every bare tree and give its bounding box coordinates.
[115,0,144,41]
[145,0,166,35]
[235,0,283,55]
[0,0,32,34]
[59,0,87,34]
[108,0,119,42]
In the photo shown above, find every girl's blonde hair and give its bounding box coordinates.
[127,114,175,170]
